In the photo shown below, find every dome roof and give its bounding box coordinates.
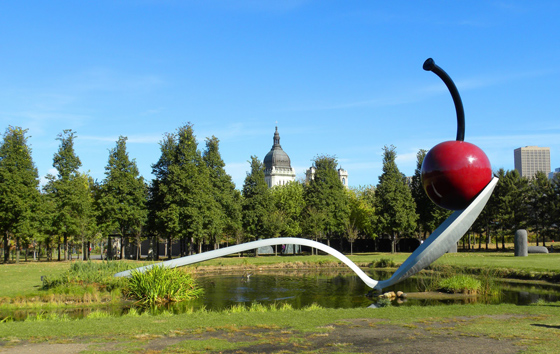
[264,127,292,170]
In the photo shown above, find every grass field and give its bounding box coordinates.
[1,301,560,353]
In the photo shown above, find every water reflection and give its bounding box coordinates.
[189,269,560,311]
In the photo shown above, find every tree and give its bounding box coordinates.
[242,156,271,242]
[203,136,241,249]
[300,206,326,255]
[528,171,553,246]
[303,155,349,246]
[98,136,147,260]
[172,125,216,254]
[148,132,178,259]
[0,127,40,263]
[410,149,451,239]
[46,130,90,260]
[346,187,377,254]
[494,169,528,249]
[270,181,305,238]
[36,191,58,261]
[374,145,417,253]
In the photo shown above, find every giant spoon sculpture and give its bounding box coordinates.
[116,59,498,291]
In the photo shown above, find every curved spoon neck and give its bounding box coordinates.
[423,58,465,142]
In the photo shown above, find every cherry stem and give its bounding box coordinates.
[423,58,465,142]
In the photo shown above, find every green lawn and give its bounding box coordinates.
[2,302,560,353]
[0,262,68,298]
[432,252,560,273]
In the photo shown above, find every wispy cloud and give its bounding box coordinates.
[286,68,558,113]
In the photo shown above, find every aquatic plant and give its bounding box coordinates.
[438,274,481,294]
[124,265,203,306]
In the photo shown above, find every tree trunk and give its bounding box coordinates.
[107,235,112,260]
[120,236,125,260]
[189,237,195,256]
[58,241,61,261]
[64,235,68,261]
[154,236,159,260]
[136,235,140,261]
[167,236,172,260]
[15,237,20,264]
[3,232,8,263]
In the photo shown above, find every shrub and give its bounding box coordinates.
[124,265,203,306]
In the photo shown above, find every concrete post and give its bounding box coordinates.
[514,229,528,257]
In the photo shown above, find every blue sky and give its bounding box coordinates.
[2,1,560,189]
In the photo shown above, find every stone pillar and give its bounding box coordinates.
[514,229,528,257]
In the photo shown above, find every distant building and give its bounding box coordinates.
[263,127,296,188]
[305,166,349,188]
[549,167,560,180]
[514,146,551,179]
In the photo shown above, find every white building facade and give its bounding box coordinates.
[263,127,296,188]
[305,166,349,188]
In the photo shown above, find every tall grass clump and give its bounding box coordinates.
[124,265,203,306]
[41,261,134,292]
[438,274,481,294]
[372,258,395,268]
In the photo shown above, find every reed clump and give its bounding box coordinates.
[123,265,203,306]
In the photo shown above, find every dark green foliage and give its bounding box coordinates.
[242,156,272,241]
[203,136,242,247]
[269,181,305,238]
[149,124,218,256]
[147,132,178,255]
[303,155,349,243]
[491,169,529,248]
[44,130,95,260]
[168,124,216,251]
[410,149,451,239]
[98,136,147,260]
[374,145,417,243]
[0,126,40,263]
[124,265,203,305]
[528,171,553,246]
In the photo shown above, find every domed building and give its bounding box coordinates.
[263,127,296,187]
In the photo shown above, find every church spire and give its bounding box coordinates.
[273,126,281,147]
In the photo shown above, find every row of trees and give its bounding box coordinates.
[1,124,559,263]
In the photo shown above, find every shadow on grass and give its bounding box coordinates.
[531,324,560,329]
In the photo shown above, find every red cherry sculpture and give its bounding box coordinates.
[421,58,492,210]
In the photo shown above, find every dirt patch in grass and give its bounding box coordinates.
[0,316,528,354]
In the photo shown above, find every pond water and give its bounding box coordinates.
[2,269,560,321]
[189,269,560,310]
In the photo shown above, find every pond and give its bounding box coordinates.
[2,268,560,321]
[189,269,560,310]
